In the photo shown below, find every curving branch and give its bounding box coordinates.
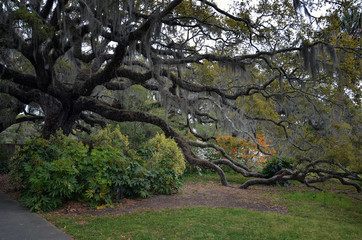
[240,169,293,189]
[76,96,231,187]
[160,68,278,100]
[238,158,361,192]
[188,140,251,171]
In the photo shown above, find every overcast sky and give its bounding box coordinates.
[213,0,233,10]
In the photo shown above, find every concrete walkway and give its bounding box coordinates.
[0,191,72,240]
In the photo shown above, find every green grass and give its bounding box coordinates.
[46,206,361,240]
[281,191,362,225]
[44,174,362,240]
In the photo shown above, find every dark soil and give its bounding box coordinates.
[0,174,17,193]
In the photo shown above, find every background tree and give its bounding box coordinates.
[0,0,360,191]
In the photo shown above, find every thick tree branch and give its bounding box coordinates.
[0,64,38,89]
[239,169,293,189]
[0,82,41,104]
[77,96,230,187]
[188,141,251,171]
[15,115,44,124]
[80,112,106,128]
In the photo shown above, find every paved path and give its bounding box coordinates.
[0,191,72,240]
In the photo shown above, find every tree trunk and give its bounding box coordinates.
[42,111,79,138]
[40,95,79,138]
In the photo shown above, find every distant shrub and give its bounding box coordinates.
[215,134,276,170]
[261,156,295,186]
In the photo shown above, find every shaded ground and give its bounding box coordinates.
[53,181,289,215]
[0,174,17,194]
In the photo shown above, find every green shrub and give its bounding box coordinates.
[120,160,155,198]
[146,133,186,176]
[134,144,183,196]
[9,134,86,212]
[89,125,129,150]
[9,130,184,212]
[77,146,124,207]
[151,159,183,194]
[261,156,295,186]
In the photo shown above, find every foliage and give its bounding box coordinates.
[89,124,130,150]
[117,122,160,149]
[261,156,295,185]
[151,161,183,195]
[9,133,87,211]
[215,134,276,170]
[77,145,128,206]
[323,122,361,172]
[302,118,362,172]
[145,133,186,176]
[9,131,183,211]
[0,148,10,174]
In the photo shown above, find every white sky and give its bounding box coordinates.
[212,0,329,17]
[213,0,233,11]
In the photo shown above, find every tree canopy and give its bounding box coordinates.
[0,0,361,191]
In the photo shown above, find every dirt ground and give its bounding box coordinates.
[0,174,288,215]
[54,181,289,215]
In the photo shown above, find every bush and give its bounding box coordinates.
[9,130,184,212]
[89,125,130,150]
[77,145,127,207]
[145,133,186,176]
[261,156,295,186]
[151,161,183,194]
[0,148,11,174]
[9,133,88,212]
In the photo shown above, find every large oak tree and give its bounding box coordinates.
[0,0,361,190]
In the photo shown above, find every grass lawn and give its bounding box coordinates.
[44,173,362,240]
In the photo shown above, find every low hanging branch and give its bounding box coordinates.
[238,158,361,192]
[77,96,231,187]
[188,140,252,172]
[76,96,362,192]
